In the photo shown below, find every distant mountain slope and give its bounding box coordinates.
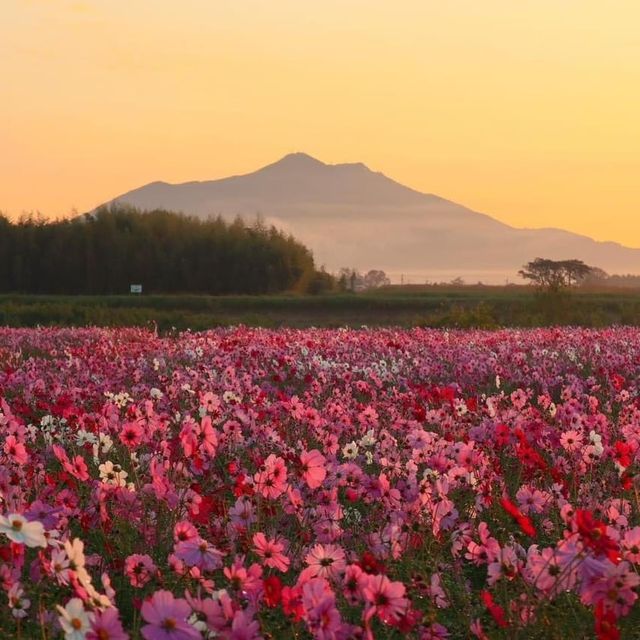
[102,152,640,282]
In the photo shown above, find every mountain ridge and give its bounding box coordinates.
[101,153,640,283]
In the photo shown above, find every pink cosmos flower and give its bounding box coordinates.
[230,609,262,640]
[223,558,263,596]
[427,573,449,608]
[515,486,550,515]
[342,564,368,605]
[252,532,290,572]
[621,527,640,563]
[303,544,347,580]
[526,546,576,595]
[198,416,219,458]
[363,574,409,625]
[124,554,157,588]
[175,538,224,572]
[87,608,129,640]
[466,522,500,566]
[487,546,520,586]
[580,560,639,617]
[141,590,200,640]
[302,577,342,639]
[300,449,326,489]
[3,435,28,464]
[560,430,584,452]
[173,521,198,544]
[254,454,288,499]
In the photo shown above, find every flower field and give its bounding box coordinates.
[2,326,640,639]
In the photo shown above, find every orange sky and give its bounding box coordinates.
[2,0,639,246]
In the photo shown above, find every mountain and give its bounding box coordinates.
[102,152,640,283]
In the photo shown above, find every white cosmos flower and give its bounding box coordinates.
[75,430,97,446]
[360,430,376,447]
[8,583,30,619]
[98,461,128,487]
[63,538,91,584]
[342,442,359,459]
[57,598,91,640]
[0,514,47,548]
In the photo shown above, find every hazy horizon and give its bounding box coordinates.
[2,0,640,250]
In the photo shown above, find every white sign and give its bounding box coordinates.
[130,284,142,294]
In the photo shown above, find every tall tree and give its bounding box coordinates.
[519,258,594,292]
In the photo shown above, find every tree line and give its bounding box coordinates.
[0,206,327,295]
[519,258,640,291]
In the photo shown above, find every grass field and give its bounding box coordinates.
[0,286,639,330]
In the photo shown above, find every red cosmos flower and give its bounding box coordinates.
[389,606,422,633]
[620,472,634,491]
[357,551,385,575]
[610,373,625,392]
[500,497,536,538]
[495,424,510,447]
[613,441,632,468]
[480,590,508,628]
[263,575,282,607]
[233,474,254,497]
[575,510,620,563]
[281,585,304,621]
[595,601,620,640]
[190,495,216,525]
[516,444,547,471]
[119,421,144,448]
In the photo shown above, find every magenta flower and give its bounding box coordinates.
[174,538,224,572]
[141,590,200,640]
[87,608,129,640]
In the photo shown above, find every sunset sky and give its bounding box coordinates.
[2,0,639,246]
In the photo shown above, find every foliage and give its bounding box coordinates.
[519,258,594,292]
[337,268,391,292]
[0,206,324,295]
[1,288,640,330]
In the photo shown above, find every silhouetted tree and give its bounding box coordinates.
[0,206,327,295]
[519,258,593,292]
[363,270,391,289]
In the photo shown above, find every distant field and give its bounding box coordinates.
[0,287,639,330]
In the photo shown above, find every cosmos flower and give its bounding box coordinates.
[140,590,200,640]
[0,513,47,548]
[57,598,91,640]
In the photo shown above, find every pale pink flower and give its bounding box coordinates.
[303,544,347,581]
[300,449,326,489]
[0,513,46,548]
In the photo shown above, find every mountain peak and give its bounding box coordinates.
[264,152,327,171]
